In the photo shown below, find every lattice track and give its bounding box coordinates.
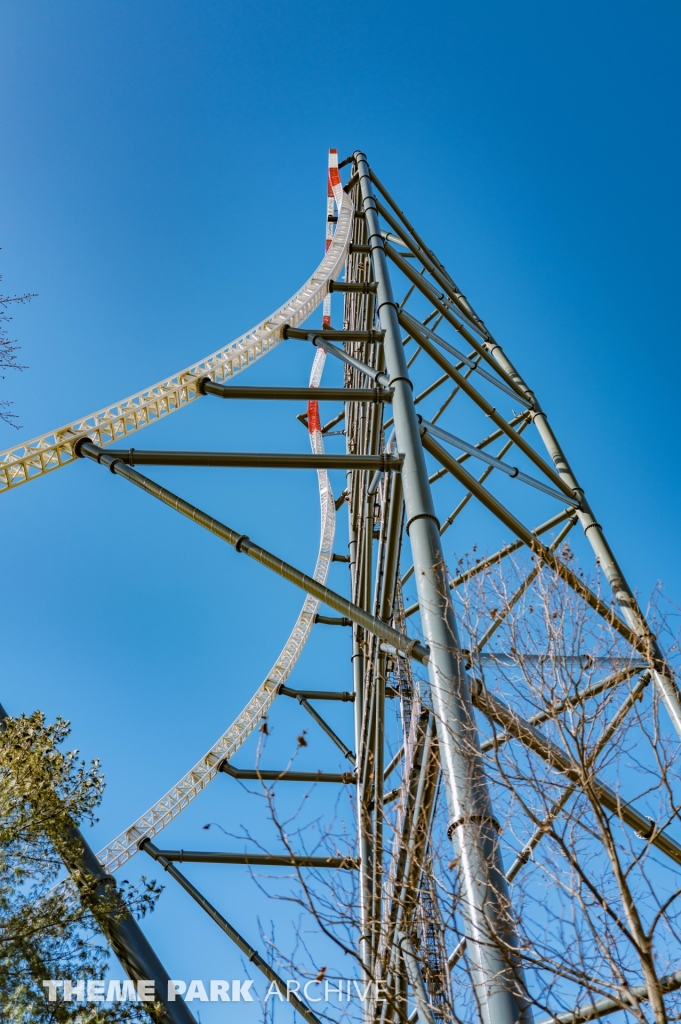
[9,150,681,1024]
[0,187,352,491]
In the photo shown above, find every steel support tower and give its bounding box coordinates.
[2,150,680,1024]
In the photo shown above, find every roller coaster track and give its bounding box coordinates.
[9,149,681,1024]
[12,164,348,886]
[0,188,352,491]
[97,346,335,875]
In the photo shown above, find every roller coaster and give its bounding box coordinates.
[4,150,681,1024]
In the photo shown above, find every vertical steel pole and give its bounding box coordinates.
[345,214,374,1015]
[354,151,531,1024]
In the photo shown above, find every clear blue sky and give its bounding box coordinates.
[1,1,679,1017]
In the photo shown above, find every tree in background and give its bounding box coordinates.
[0,272,34,427]
[239,551,681,1024]
[0,711,160,1023]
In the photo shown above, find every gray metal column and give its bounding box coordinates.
[354,151,531,1024]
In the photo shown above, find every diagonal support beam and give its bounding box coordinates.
[421,419,577,506]
[420,431,645,653]
[450,670,654,972]
[402,309,575,501]
[399,932,438,1024]
[78,441,429,665]
[401,310,532,407]
[471,681,681,867]
[308,335,390,386]
[480,665,646,756]
[535,969,681,1024]
[141,841,324,1024]
[472,516,576,654]
[295,694,356,764]
[0,704,196,1024]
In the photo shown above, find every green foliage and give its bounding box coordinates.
[0,711,158,1023]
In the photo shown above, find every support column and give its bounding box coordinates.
[354,151,531,1024]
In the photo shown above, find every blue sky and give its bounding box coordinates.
[1,1,680,1018]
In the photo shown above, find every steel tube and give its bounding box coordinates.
[312,337,391,386]
[141,842,323,1024]
[479,665,646,757]
[445,508,574,590]
[65,830,197,1024]
[283,326,383,342]
[355,151,532,1024]
[401,311,531,406]
[384,745,404,781]
[100,450,403,471]
[219,763,355,783]
[421,419,576,506]
[400,416,530,587]
[279,685,355,701]
[401,310,574,501]
[78,442,429,664]
[470,681,681,867]
[329,280,378,293]
[146,849,358,868]
[420,432,643,653]
[398,933,438,1024]
[200,382,391,402]
[297,696,355,763]
[535,970,681,1024]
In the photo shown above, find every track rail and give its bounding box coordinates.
[97,346,335,874]
[0,191,353,492]
[93,177,344,876]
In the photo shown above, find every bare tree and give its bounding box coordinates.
[229,549,681,1024]
[0,273,34,426]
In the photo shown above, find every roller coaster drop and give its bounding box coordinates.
[3,151,680,1024]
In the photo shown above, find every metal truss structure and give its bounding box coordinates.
[5,149,681,1024]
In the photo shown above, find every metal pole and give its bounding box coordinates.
[200,383,390,401]
[355,150,532,1024]
[398,933,438,1024]
[78,442,428,665]
[219,764,355,783]
[144,849,358,868]
[296,695,356,763]
[99,450,403,471]
[469,681,681,866]
[535,969,681,1024]
[142,842,324,1024]
[62,828,198,1024]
